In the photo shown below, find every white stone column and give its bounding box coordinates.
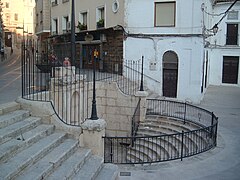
[135,91,148,122]
[81,119,106,157]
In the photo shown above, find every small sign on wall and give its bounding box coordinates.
[149,61,157,71]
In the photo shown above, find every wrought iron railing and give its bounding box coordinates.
[21,43,143,126]
[103,99,218,164]
[131,99,141,138]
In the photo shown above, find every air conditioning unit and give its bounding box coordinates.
[100,34,107,42]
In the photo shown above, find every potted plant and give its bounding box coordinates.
[77,21,87,31]
[97,19,104,28]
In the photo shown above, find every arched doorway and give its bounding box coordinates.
[162,51,178,98]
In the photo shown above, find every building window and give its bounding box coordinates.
[52,18,58,35]
[14,13,18,21]
[40,11,43,24]
[52,0,58,7]
[155,2,176,27]
[62,16,69,33]
[97,7,105,28]
[222,56,239,84]
[226,24,238,45]
[6,2,9,8]
[36,14,39,26]
[78,12,87,31]
[227,11,238,20]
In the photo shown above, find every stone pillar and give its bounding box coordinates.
[135,91,148,122]
[81,119,106,157]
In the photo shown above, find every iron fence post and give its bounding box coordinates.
[21,41,24,97]
[110,139,113,163]
[140,56,144,91]
[210,112,214,138]
[184,102,187,124]
[181,130,184,161]
[215,120,218,146]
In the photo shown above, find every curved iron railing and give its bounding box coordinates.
[103,99,218,164]
[21,42,143,126]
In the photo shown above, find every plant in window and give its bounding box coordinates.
[97,19,104,28]
[77,21,87,31]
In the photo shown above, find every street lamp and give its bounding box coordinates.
[212,24,219,35]
[90,49,99,120]
[71,0,76,65]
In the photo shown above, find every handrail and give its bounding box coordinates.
[131,99,141,138]
[103,99,218,164]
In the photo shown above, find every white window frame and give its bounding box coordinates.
[79,11,88,26]
[52,18,58,35]
[96,6,105,21]
[62,16,69,33]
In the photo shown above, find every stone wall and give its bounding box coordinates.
[102,30,123,74]
[87,81,139,137]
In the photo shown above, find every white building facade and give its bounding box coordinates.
[206,1,240,87]
[44,0,239,104]
[124,0,208,103]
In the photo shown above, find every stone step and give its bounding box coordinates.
[140,119,193,133]
[137,130,164,137]
[137,130,190,156]
[136,133,180,158]
[146,115,202,129]
[16,139,79,180]
[72,155,103,180]
[138,125,198,153]
[95,164,118,180]
[0,132,66,179]
[0,102,20,115]
[128,143,159,161]
[134,139,170,160]
[0,116,42,144]
[126,151,149,163]
[0,110,30,128]
[47,148,92,180]
[0,124,55,163]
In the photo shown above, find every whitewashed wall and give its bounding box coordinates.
[123,0,206,103]
[207,2,240,86]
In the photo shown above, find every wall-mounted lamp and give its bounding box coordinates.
[212,24,219,35]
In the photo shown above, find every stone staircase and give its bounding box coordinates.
[127,115,210,163]
[0,102,118,180]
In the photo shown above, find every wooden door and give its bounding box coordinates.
[222,56,239,84]
[162,51,178,98]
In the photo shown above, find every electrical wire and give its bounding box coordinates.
[215,0,239,26]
